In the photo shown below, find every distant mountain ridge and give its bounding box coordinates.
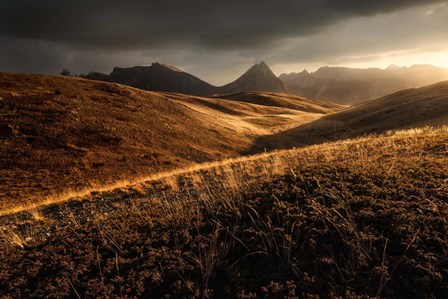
[108,63,216,97]
[81,63,448,105]
[82,61,287,96]
[280,65,448,104]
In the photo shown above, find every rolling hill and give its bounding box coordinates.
[2,73,448,212]
[253,80,448,150]
[2,72,448,213]
[215,91,344,114]
[326,81,448,135]
[0,72,339,212]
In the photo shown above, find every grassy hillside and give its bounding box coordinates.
[1,127,447,298]
[328,81,448,134]
[215,91,345,114]
[167,92,342,135]
[0,73,248,210]
[0,73,337,212]
[253,81,448,150]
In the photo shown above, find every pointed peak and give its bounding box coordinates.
[247,61,270,70]
[246,61,274,75]
[257,61,273,72]
[221,60,287,93]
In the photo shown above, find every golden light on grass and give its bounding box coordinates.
[1,125,446,218]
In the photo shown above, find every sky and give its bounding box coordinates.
[0,0,447,85]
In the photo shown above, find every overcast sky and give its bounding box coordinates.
[1,0,447,85]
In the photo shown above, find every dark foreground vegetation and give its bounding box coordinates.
[1,127,448,298]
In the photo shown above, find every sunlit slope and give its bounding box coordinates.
[0,73,335,209]
[253,81,448,149]
[215,91,345,114]
[328,80,448,134]
[164,92,340,134]
[0,73,254,208]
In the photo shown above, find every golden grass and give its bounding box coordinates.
[0,227,27,249]
[2,125,447,218]
[2,72,348,211]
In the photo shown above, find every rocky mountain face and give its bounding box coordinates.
[81,61,287,96]
[280,65,448,104]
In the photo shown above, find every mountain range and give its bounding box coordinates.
[82,62,448,105]
[280,65,448,104]
[82,61,287,97]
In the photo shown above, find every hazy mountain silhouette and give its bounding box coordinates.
[82,62,448,104]
[81,61,287,96]
[82,71,110,82]
[217,61,287,94]
[280,65,448,104]
[109,63,217,96]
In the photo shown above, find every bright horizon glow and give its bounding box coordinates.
[271,50,448,76]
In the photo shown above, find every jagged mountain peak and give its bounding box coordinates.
[218,61,287,94]
[246,61,275,76]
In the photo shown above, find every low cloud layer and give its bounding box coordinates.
[0,0,447,84]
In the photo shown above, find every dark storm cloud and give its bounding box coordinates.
[1,0,447,82]
[0,0,443,50]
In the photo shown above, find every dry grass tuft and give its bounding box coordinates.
[0,227,27,249]
[28,208,45,222]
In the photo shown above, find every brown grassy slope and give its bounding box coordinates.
[328,80,448,134]
[164,92,341,134]
[0,73,337,212]
[0,73,250,210]
[1,127,447,298]
[252,81,448,150]
[215,91,345,114]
